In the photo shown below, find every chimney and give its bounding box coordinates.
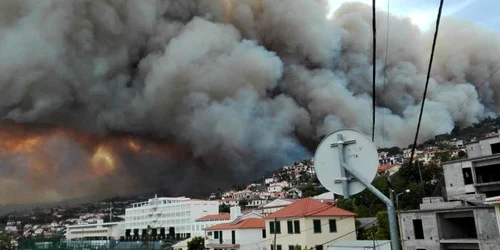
[230,206,242,221]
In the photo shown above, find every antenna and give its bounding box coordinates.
[314,129,400,250]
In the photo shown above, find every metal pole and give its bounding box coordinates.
[273,218,277,250]
[396,194,400,209]
[342,163,400,250]
[337,134,350,199]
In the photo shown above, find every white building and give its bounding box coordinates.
[123,196,218,239]
[66,220,124,240]
[265,177,277,185]
[247,199,269,208]
[221,198,239,206]
[193,213,232,237]
[260,198,297,216]
[203,208,265,250]
[268,184,283,193]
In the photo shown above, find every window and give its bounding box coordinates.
[214,231,219,239]
[315,245,323,250]
[277,245,282,250]
[329,219,337,233]
[270,221,275,234]
[463,168,473,185]
[491,143,500,154]
[289,246,295,250]
[262,229,266,238]
[277,221,282,233]
[287,221,293,234]
[313,219,322,233]
[231,230,235,244]
[413,219,424,239]
[207,232,212,236]
[294,220,300,234]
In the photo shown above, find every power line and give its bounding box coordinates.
[316,218,379,246]
[408,0,445,182]
[381,0,390,148]
[420,65,500,143]
[238,215,353,247]
[371,0,377,142]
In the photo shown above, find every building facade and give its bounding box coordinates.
[260,199,296,216]
[398,136,500,250]
[123,196,218,240]
[264,198,356,250]
[66,220,123,240]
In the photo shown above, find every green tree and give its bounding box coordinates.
[0,233,11,250]
[187,236,205,250]
[239,199,248,209]
[219,204,230,213]
[374,211,390,240]
[431,151,452,163]
[387,146,401,156]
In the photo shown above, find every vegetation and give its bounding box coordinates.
[219,204,230,213]
[0,233,11,250]
[187,236,205,250]
[336,162,443,239]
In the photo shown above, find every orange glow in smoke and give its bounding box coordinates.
[91,145,117,177]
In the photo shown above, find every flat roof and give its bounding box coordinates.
[397,205,493,214]
[442,153,500,165]
[463,134,499,146]
[67,222,123,228]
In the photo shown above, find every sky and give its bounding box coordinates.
[329,0,500,33]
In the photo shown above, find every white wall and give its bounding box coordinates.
[124,198,219,236]
[206,228,267,250]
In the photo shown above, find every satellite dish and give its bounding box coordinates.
[314,128,378,196]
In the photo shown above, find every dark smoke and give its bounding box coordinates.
[0,0,499,204]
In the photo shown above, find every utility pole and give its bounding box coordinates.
[273,218,277,250]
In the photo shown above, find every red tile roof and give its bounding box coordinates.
[265,198,355,219]
[196,213,230,222]
[485,196,500,204]
[204,218,265,230]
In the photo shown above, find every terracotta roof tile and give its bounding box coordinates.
[486,196,500,204]
[196,213,230,222]
[204,218,265,230]
[265,198,355,219]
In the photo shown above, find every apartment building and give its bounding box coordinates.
[398,136,500,250]
[123,196,218,240]
[264,198,356,250]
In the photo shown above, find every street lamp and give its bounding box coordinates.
[395,189,410,208]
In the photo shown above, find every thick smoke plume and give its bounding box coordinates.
[0,0,499,204]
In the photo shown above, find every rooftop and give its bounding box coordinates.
[265,198,355,219]
[204,218,265,230]
[196,213,231,222]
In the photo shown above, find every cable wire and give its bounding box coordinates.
[408,0,445,181]
[419,65,500,143]
[371,0,377,142]
[315,218,379,246]
[237,215,354,247]
[381,0,390,148]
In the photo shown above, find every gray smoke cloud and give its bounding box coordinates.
[0,0,499,203]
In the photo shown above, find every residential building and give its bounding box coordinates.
[285,188,303,199]
[123,196,218,240]
[260,199,297,216]
[233,190,254,200]
[66,220,124,240]
[485,196,500,236]
[204,218,266,250]
[247,199,270,209]
[193,206,245,237]
[398,197,498,250]
[264,198,357,250]
[327,240,391,250]
[203,208,266,250]
[265,177,277,185]
[268,184,283,193]
[443,135,500,199]
[221,198,239,206]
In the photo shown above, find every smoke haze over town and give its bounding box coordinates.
[0,0,499,204]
